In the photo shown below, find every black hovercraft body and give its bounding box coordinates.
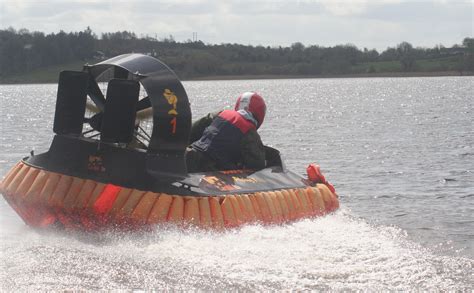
[0,54,339,229]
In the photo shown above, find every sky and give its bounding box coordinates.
[1,0,473,51]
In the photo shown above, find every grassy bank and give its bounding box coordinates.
[191,71,471,81]
[351,56,465,74]
[0,60,89,84]
[0,56,471,84]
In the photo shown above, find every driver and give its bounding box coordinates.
[186,92,267,172]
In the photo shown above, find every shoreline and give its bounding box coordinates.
[0,70,472,85]
[190,71,473,81]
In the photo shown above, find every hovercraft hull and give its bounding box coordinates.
[1,161,339,230]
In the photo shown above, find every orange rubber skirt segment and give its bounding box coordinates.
[0,162,340,230]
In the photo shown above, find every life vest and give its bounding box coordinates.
[192,110,256,169]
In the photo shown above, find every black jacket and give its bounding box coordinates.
[189,110,265,171]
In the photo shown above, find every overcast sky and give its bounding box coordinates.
[1,0,472,51]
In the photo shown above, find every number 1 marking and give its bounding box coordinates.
[170,117,177,134]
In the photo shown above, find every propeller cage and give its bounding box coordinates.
[48,54,192,181]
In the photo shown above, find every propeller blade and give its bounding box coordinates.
[85,100,100,113]
[136,96,151,111]
[86,74,106,112]
[136,107,153,120]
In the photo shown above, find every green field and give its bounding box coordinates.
[0,56,469,84]
[0,60,91,84]
[351,56,464,74]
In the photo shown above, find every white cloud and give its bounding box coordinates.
[0,0,472,50]
[316,0,373,16]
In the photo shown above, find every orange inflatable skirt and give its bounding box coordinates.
[0,162,339,230]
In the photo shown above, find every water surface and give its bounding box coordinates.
[1,77,473,290]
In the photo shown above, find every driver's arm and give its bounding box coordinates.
[189,111,221,144]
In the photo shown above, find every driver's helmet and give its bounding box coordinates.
[234,92,266,129]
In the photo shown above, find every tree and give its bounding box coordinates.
[397,41,416,71]
[1,27,473,81]
[461,37,474,72]
[462,37,474,50]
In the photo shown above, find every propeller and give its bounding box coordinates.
[83,70,153,145]
[84,76,153,127]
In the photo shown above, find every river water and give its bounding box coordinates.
[0,77,473,290]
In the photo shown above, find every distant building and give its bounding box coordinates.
[93,51,105,60]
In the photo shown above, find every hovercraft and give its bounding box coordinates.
[0,54,339,230]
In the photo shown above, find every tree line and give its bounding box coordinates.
[1,27,473,80]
